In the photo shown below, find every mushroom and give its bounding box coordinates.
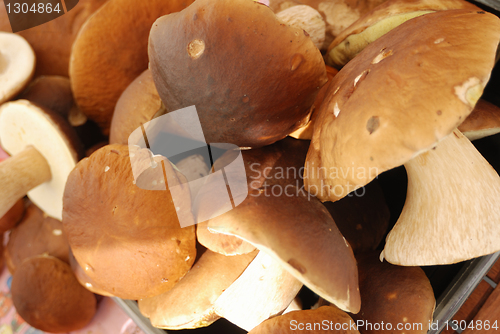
[0,0,106,76]
[196,220,256,256]
[68,249,114,297]
[380,129,500,265]
[11,255,97,333]
[325,0,478,68]
[276,5,326,49]
[62,144,197,299]
[18,75,87,127]
[0,32,35,104]
[4,203,70,274]
[70,0,194,135]
[0,100,83,219]
[148,0,328,148]
[352,252,435,334]
[458,99,500,141]
[0,198,24,233]
[197,137,360,313]
[305,9,500,202]
[248,305,360,333]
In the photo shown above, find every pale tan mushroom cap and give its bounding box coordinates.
[0,32,35,104]
[458,99,500,141]
[305,9,500,202]
[326,0,477,67]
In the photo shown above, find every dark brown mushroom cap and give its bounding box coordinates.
[197,138,360,313]
[62,144,196,299]
[11,255,97,333]
[352,252,435,334]
[110,69,163,145]
[305,9,500,202]
[248,305,360,333]
[149,0,328,148]
[458,99,500,141]
[5,203,69,274]
[323,180,389,254]
[70,0,194,135]
[0,198,24,233]
[0,0,107,76]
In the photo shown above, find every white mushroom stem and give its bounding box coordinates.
[381,129,500,266]
[0,146,51,218]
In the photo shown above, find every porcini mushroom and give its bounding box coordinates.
[325,0,477,68]
[70,0,194,134]
[11,255,97,333]
[4,203,69,274]
[0,100,83,219]
[68,249,114,297]
[458,99,500,141]
[352,252,435,333]
[62,144,197,299]
[197,138,360,313]
[148,0,328,148]
[0,32,35,104]
[196,220,256,256]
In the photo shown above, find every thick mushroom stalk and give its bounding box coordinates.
[0,100,82,219]
[381,129,500,265]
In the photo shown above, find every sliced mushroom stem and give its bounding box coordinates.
[381,129,500,265]
[0,146,51,218]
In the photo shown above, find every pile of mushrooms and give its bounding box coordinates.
[0,0,500,332]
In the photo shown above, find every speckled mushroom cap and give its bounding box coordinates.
[62,144,197,300]
[326,0,477,68]
[458,99,500,141]
[149,0,328,148]
[5,203,69,274]
[352,252,435,334]
[0,0,107,77]
[197,138,360,313]
[70,0,194,135]
[11,255,97,333]
[0,32,35,104]
[248,305,360,333]
[305,9,500,202]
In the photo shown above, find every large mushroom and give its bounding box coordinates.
[148,0,328,148]
[62,144,197,299]
[70,0,194,135]
[0,32,35,104]
[305,9,500,265]
[0,100,83,219]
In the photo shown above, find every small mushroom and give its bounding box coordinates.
[458,99,500,141]
[0,32,35,104]
[325,0,477,68]
[62,144,197,299]
[4,203,69,274]
[0,100,83,219]
[352,252,435,334]
[70,0,194,134]
[149,0,328,148]
[11,255,97,332]
[248,305,360,333]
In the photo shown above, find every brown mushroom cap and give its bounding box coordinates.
[5,203,69,274]
[197,138,360,313]
[11,255,97,333]
[68,249,114,297]
[458,99,500,141]
[0,32,35,104]
[0,198,24,233]
[0,0,107,76]
[62,144,197,299]
[70,0,194,135]
[196,220,256,255]
[149,0,328,148]
[352,252,435,334]
[110,69,163,145]
[248,305,360,333]
[326,0,477,68]
[139,249,258,329]
[305,9,500,202]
